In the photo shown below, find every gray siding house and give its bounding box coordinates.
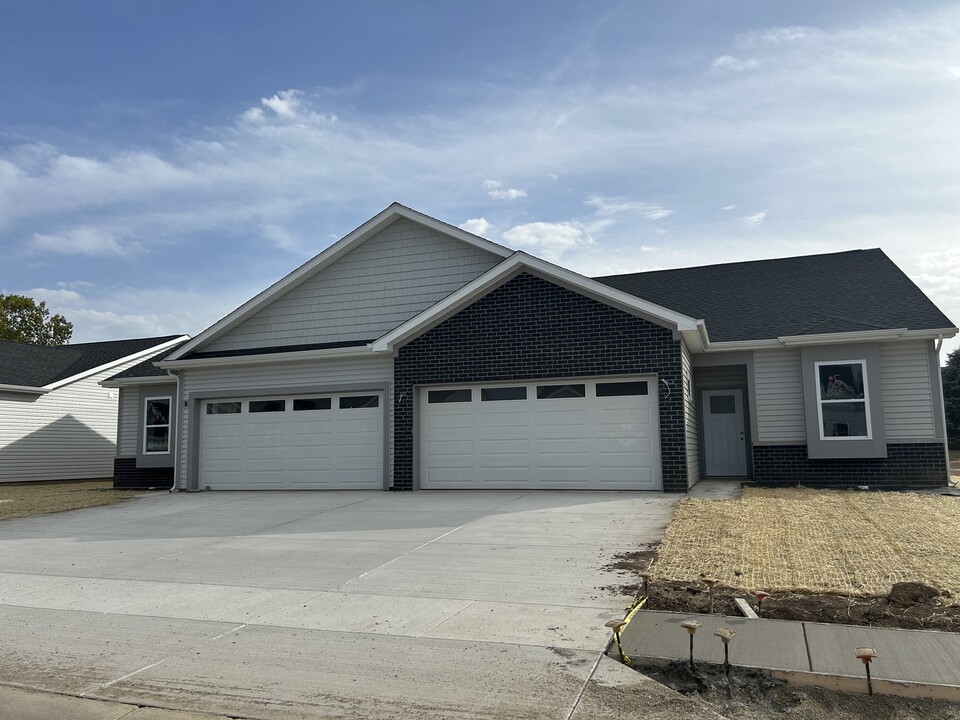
[0,335,187,483]
[103,204,957,492]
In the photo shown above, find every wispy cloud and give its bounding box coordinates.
[31,227,134,256]
[483,179,527,201]
[459,218,492,236]
[585,194,673,220]
[739,211,767,227]
[712,55,758,72]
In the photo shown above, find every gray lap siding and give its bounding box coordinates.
[392,273,688,492]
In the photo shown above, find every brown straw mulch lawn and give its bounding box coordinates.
[653,487,960,597]
[0,480,132,521]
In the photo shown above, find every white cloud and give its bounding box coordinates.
[459,218,492,236]
[259,224,301,252]
[740,211,767,227]
[721,204,737,211]
[584,194,673,220]
[502,221,590,260]
[950,66,960,78]
[483,179,527,200]
[712,55,759,72]
[30,227,133,256]
[26,287,82,303]
[737,25,821,47]
[261,90,303,117]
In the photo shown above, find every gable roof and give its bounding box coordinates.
[166,203,513,362]
[371,252,702,353]
[103,338,191,382]
[595,249,956,344]
[0,335,187,392]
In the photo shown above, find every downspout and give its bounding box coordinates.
[166,369,182,493]
[935,335,952,486]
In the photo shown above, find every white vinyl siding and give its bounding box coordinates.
[754,348,806,443]
[682,343,700,486]
[117,387,139,457]
[203,219,502,353]
[0,360,145,483]
[880,341,936,440]
[179,356,393,489]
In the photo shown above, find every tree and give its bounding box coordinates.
[944,347,960,450]
[0,294,73,346]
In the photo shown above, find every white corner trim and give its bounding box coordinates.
[371,252,702,352]
[165,203,513,361]
[157,344,387,369]
[0,383,49,395]
[46,335,191,392]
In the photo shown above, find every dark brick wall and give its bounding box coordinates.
[113,457,175,489]
[393,272,688,492]
[752,443,947,488]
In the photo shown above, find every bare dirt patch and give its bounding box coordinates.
[0,480,133,521]
[635,659,960,720]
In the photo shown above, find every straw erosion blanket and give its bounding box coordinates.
[0,480,131,521]
[610,488,960,631]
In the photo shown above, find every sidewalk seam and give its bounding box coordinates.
[801,622,813,671]
[564,651,605,720]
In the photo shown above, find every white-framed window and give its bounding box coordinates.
[143,396,172,454]
[814,360,871,440]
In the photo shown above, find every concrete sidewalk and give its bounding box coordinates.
[617,610,960,696]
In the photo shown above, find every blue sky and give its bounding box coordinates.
[1,1,958,358]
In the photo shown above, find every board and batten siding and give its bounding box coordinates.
[117,387,139,458]
[681,342,700,486]
[753,348,806,443]
[178,356,394,489]
[879,341,936,440]
[0,358,150,482]
[203,219,503,353]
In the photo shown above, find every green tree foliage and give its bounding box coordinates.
[944,347,960,450]
[0,294,73,346]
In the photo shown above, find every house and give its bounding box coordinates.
[103,204,957,492]
[0,335,188,483]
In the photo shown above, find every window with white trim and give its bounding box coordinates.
[815,361,871,439]
[144,396,171,454]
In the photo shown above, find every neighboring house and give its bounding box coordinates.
[0,335,188,483]
[104,204,957,493]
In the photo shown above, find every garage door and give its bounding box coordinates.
[419,377,661,490]
[199,391,383,490]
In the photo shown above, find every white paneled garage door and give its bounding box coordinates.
[419,377,661,490]
[199,391,383,490]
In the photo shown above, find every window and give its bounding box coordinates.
[340,395,379,409]
[428,389,472,403]
[536,384,586,399]
[144,397,171,454]
[596,381,648,397]
[815,361,870,439]
[709,395,736,414]
[293,398,332,411]
[481,386,527,401]
[206,401,241,415]
[250,399,286,413]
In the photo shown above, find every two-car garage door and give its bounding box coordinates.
[199,391,384,490]
[419,376,661,490]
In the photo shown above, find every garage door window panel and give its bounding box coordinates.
[536,384,586,399]
[293,398,332,411]
[340,395,379,409]
[428,389,472,403]
[597,381,648,397]
[250,400,286,413]
[206,401,241,415]
[481,386,527,401]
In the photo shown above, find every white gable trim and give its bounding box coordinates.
[166,204,513,361]
[44,335,190,391]
[157,343,383,370]
[371,252,702,353]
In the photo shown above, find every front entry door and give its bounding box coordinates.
[702,389,747,477]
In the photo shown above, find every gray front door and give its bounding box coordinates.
[702,389,747,477]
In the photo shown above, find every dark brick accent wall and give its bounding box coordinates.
[393,272,688,492]
[113,457,175,489]
[752,443,946,488]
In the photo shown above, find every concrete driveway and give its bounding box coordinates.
[0,490,677,719]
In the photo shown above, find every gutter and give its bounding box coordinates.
[166,369,182,493]
[0,383,49,395]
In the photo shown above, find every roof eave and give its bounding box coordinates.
[157,344,387,369]
[46,335,190,391]
[0,383,49,395]
[100,375,179,389]
[697,327,958,352]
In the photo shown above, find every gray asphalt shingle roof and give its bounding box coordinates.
[0,335,182,388]
[594,249,955,343]
[107,339,190,380]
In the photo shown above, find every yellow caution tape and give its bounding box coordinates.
[612,595,647,665]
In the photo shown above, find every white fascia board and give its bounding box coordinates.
[100,376,177,389]
[166,203,514,361]
[158,344,386,370]
[697,327,958,353]
[371,252,701,352]
[0,383,48,395]
[44,335,191,392]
